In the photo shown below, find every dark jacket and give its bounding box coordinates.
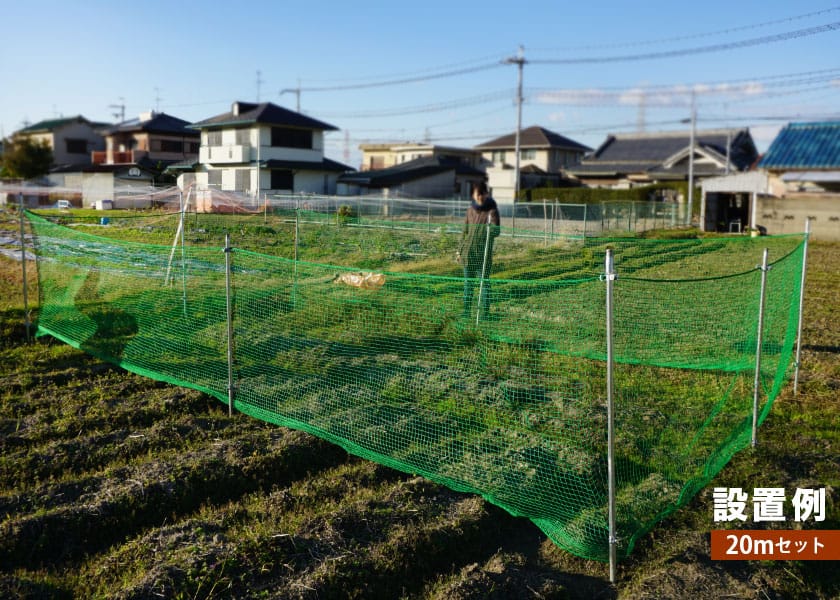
[459,197,501,262]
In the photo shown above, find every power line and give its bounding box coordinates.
[530,6,840,52]
[298,52,508,84]
[530,21,840,65]
[300,9,840,94]
[298,61,504,92]
[317,90,512,119]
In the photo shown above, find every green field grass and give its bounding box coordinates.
[1,208,837,599]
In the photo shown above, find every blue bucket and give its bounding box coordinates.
[100,217,110,225]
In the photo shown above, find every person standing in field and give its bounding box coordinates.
[457,181,501,320]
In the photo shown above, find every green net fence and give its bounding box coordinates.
[24,209,806,562]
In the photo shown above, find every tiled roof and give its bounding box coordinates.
[191,102,338,131]
[569,128,758,177]
[475,126,591,152]
[758,121,840,169]
[338,155,483,187]
[261,157,354,172]
[589,129,751,163]
[17,116,93,134]
[101,113,199,137]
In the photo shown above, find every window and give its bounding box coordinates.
[271,127,312,149]
[207,130,222,146]
[271,169,293,190]
[521,149,536,160]
[235,128,250,145]
[235,169,250,192]
[491,150,506,164]
[188,142,200,154]
[208,170,222,188]
[152,139,184,153]
[65,138,87,154]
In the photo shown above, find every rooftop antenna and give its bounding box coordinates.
[343,130,350,164]
[109,97,125,123]
[279,84,301,112]
[154,87,162,112]
[256,70,264,102]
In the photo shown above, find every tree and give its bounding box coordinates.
[0,137,53,179]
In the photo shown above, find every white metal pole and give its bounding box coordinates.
[687,92,696,226]
[793,219,811,394]
[179,191,188,316]
[224,233,235,417]
[19,193,31,342]
[605,248,617,583]
[752,248,770,447]
[476,213,493,324]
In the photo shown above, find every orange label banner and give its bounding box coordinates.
[711,530,840,560]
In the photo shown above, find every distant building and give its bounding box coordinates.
[359,142,481,172]
[701,121,840,239]
[189,101,354,197]
[474,126,591,203]
[13,116,107,167]
[337,154,485,199]
[757,121,840,194]
[568,128,758,189]
[95,111,200,171]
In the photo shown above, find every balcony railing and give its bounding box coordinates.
[200,145,251,164]
[91,150,149,165]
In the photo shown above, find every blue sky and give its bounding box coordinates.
[2,0,839,167]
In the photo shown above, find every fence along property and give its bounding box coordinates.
[22,207,807,576]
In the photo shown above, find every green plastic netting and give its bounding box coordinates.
[25,209,805,561]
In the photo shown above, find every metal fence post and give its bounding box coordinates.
[476,213,493,324]
[793,218,811,394]
[224,233,236,417]
[752,248,770,447]
[583,203,588,239]
[19,194,31,342]
[292,207,300,309]
[605,248,617,583]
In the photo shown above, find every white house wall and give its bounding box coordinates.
[487,168,516,204]
[391,171,456,199]
[82,173,114,206]
[292,171,336,195]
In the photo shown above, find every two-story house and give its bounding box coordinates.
[474,126,592,203]
[189,101,353,197]
[13,116,107,167]
[95,111,200,169]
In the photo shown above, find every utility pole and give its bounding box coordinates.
[687,90,696,226]
[503,46,526,219]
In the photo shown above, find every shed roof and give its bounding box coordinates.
[757,121,840,170]
[261,157,354,173]
[339,155,483,187]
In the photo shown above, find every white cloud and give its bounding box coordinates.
[535,82,770,107]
